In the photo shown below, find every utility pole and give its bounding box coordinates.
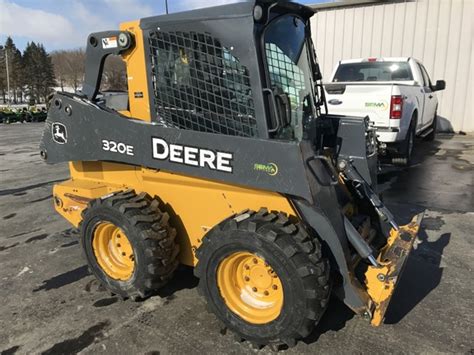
[5,49,10,107]
[165,0,169,14]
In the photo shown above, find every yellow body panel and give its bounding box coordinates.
[55,162,297,266]
[118,20,151,122]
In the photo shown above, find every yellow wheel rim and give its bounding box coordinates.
[92,222,135,280]
[217,252,284,324]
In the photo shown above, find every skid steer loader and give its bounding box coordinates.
[40,0,422,348]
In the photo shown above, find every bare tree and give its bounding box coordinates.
[102,55,127,92]
[51,48,85,92]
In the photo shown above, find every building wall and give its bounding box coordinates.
[311,0,473,132]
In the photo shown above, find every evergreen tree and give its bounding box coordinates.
[23,41,55,103]
[4,37,23,103]
[0,45,6,103]
[37,44,55,102]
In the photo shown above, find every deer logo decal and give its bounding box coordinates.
[52,123,67,144]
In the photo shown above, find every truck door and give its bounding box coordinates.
[418,63,436,128]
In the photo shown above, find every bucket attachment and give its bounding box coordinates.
[365,212,424,326]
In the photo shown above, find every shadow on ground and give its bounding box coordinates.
[384,228,450,324]
[304,296,354,345]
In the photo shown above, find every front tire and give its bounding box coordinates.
[194,208,330,348]
[80,190,179,300]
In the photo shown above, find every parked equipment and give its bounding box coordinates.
[40,1,422,348]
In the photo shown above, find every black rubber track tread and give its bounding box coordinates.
[194,208,331,349]
[80,190,179,300]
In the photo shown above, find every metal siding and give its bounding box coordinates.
[311,0,473,132]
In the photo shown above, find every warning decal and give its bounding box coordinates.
[102,36,118,49]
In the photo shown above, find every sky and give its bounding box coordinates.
[0,0,335,52]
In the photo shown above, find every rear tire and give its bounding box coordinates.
[392,117,416,166]
[194,208,330,348]
[80,190,179,300]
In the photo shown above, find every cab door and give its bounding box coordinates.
[418,63,437,128]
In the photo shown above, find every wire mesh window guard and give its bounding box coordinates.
[148,31,258,137]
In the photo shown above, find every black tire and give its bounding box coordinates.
[80,190,179,300]
[392,117,416,166]
[424,111,437,141]
[194,208,330,348]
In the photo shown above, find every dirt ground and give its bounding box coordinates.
[0,123,473,354]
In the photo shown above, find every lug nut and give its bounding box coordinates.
[252,287,257,292]
[272,285,278,290]
[244,276,250,282]
[244,264,249,270]
[264,291,269,296]
[253,258,258,264]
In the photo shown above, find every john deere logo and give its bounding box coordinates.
[365,101,388,110]
[254,162,278,176]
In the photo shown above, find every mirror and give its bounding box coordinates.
[313,62,322,81]
[433,80,446,91]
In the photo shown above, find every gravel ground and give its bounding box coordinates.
[0,123,473,354]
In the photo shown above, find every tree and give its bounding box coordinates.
[51,48,85,92]
[4,37,23,103]
[51,50,68,91]
[102,55,127,91]
[23,42,55,103]
[0,45,6,103]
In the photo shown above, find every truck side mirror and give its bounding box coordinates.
[433,80,446,91]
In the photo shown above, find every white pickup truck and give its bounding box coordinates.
[324,57,445,165]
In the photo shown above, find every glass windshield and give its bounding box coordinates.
[333,61,413,82]
[264,15,315,141]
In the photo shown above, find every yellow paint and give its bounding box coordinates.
[119,21,151,122]
[54,162,297,266]
[217,252,283,324]
[93,222,135,280]
[365,214,422,326]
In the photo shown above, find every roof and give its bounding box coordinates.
[310,0,389,11]
[339,57,412,64]
[140,1,315,29]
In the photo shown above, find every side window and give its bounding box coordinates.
[420,65,432,88]
[418,64,432,88]
[417,64,427,86]
[148,31,257,137]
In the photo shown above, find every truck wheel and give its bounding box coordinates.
[424,111,437,141]
[194,208,330,348]
[392,118,416,166]
[80,190,179,300]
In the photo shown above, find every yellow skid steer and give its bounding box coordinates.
[40,0,422,348]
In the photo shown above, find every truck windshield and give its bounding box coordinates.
[264,15,315,141]
[333,62,413,82]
